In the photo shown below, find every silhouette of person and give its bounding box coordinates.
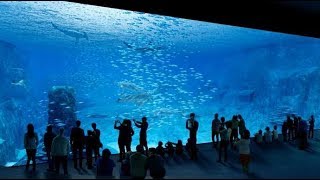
[24,123,39,172]
[92,123,101,161]
[272,125,279,143]
[234,129,251,174]
[130,145,147,179]
[86,130,96,169]
[220,117,226,129]
[230,115,239,144]
[217,126,228,162]
[254,130,263,144]
[51,128,69,175]
[124,119,134,153]
[70,120,85,168]
[171,140,183,155]
[185,139,191,154]
[114,119,134,161]
[298,117,308,150]
[282,121,288,142]
[44,124,56,171]
[309,115,315,139]
[145,147,166,179]
[96,148,115,178]
[165,142,174,158]
[134,117,149,156]
[156,141,165,158]
[287,115,294,141]
[212,113,221,147]
[264,127,272,144]
[186,113,199,144]
[186,113,199,160]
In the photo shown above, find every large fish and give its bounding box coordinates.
[51,22,88,44]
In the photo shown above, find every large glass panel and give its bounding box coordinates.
[0,1,319,166]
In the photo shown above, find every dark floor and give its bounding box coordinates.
[1,130,319,179]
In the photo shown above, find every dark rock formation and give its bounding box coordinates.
[48,86,77,137]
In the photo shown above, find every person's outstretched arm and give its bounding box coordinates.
[114,121,120,130]
[134,120,142,128]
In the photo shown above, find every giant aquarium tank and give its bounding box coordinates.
[0,1,319,167]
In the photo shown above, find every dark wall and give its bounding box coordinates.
[68,0,320,38]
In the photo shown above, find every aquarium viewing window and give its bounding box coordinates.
[0,1,319,167]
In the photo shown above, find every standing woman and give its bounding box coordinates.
[24,123,39,172]
[114,119,134,162]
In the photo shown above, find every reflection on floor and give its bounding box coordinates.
[0,130,319,179]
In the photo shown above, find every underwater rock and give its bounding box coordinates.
[48,86,77,136]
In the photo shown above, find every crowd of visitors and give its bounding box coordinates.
[23,112,316,178]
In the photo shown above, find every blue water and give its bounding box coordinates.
[0,1,320,166]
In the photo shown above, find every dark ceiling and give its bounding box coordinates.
[69,0,320,39]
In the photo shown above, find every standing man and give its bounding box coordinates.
[51,128,69,175]
[70,120,85,169]
[92,123,102,161]
[186,113,199,160]
[134,117,149,156]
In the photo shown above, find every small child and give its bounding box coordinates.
[254,130,263,144]
[165,142,174,157]
[156,141,165,157]
[272,125,279,143]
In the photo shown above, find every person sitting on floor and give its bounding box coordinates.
[130,145,147,179]
[165,142,174,158]
[156,141,165,158]
[145,147,166,179]
[120,151,133,177]
[96,149,115,178]
[185,138,192,156]
[171,140,183,155]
